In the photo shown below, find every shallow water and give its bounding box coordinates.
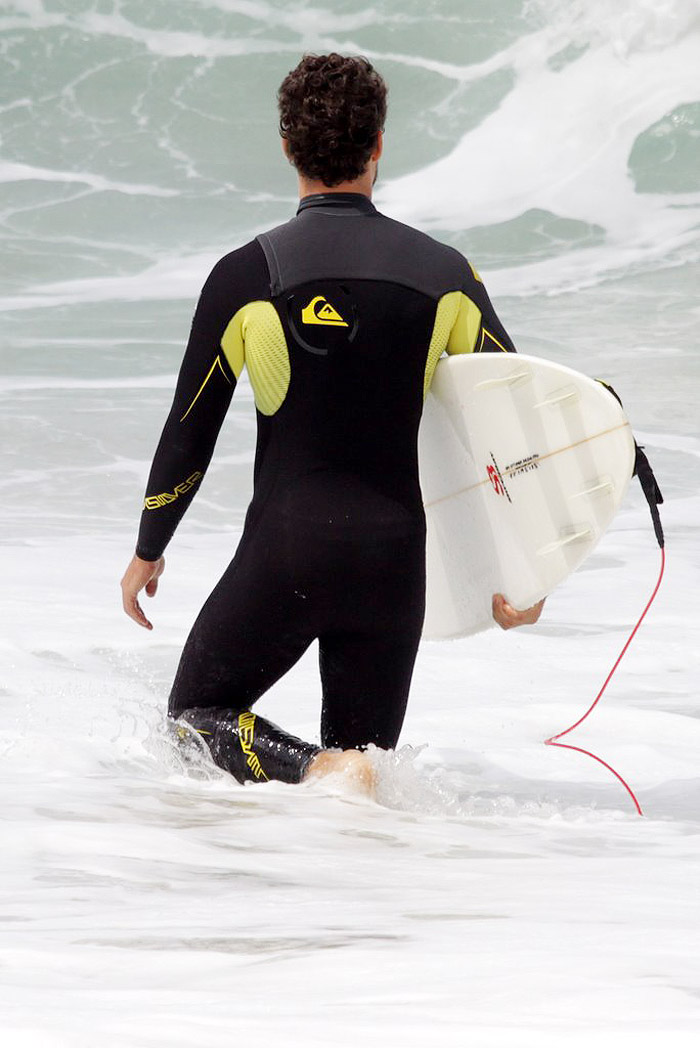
[2,1,700,1044]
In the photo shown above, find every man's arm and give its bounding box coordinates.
[492,594,545,630]
[135,260,239,564]
[121,554,165,631]
[122,239,270,628]
[121,260,237,629]
[445,260,517,357]
[443,262,546,629]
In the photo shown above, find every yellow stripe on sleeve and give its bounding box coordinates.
[482,327,510,353]
[179,354,232,422]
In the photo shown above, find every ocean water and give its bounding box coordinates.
[1,1,699,1044]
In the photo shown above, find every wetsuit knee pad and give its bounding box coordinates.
[175,707,320,785]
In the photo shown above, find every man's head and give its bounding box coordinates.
[278,53,387,188]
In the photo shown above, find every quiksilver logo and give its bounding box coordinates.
[301,295,348,327]
[144,471,203,510]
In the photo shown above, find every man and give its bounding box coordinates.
[121,54,543,790]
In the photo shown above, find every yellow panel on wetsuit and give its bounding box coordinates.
[220,300,290,416]
[423,290,483,398]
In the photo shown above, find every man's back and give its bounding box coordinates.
[136,193,514,559]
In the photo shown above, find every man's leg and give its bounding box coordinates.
[168,533,374,789]
[177,706,321,784]
[317,529,425,753]
[318,626,422,752]
[168,532,323,784]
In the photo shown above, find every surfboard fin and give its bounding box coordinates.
[474,369,531,390]
[536,527,592,556]
[533,387,580,409]
[570,478,615,499]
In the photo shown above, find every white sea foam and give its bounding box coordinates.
[0,374,178,391]
[0,251,230,310]
[379,7,700,292]
[2,511,700,1044]
[0,0,399,60]
[0,160,180,197]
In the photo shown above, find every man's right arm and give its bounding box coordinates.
[440,260,545,629]
[446,261,517,357]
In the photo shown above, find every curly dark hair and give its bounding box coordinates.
[278,54,387,187]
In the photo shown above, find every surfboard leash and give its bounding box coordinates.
[544,432,666,817]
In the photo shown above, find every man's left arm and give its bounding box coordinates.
[122,255,241,629]
[121,239,271,628]
[136,254,242,560]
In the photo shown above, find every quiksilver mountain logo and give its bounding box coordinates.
[301,295,348,327]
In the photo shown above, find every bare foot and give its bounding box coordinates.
[305,749,376,797]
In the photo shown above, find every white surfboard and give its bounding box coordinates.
[418,353,636,639]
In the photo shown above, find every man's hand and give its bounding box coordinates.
[121,554,165,630]
[492,593,545,630]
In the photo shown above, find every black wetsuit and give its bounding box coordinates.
[137,194,515,784]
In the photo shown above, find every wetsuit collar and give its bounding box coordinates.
[297,193,377,216]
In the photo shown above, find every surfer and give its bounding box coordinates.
[120,53,544,789]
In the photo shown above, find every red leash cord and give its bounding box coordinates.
[544,546,666,816]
